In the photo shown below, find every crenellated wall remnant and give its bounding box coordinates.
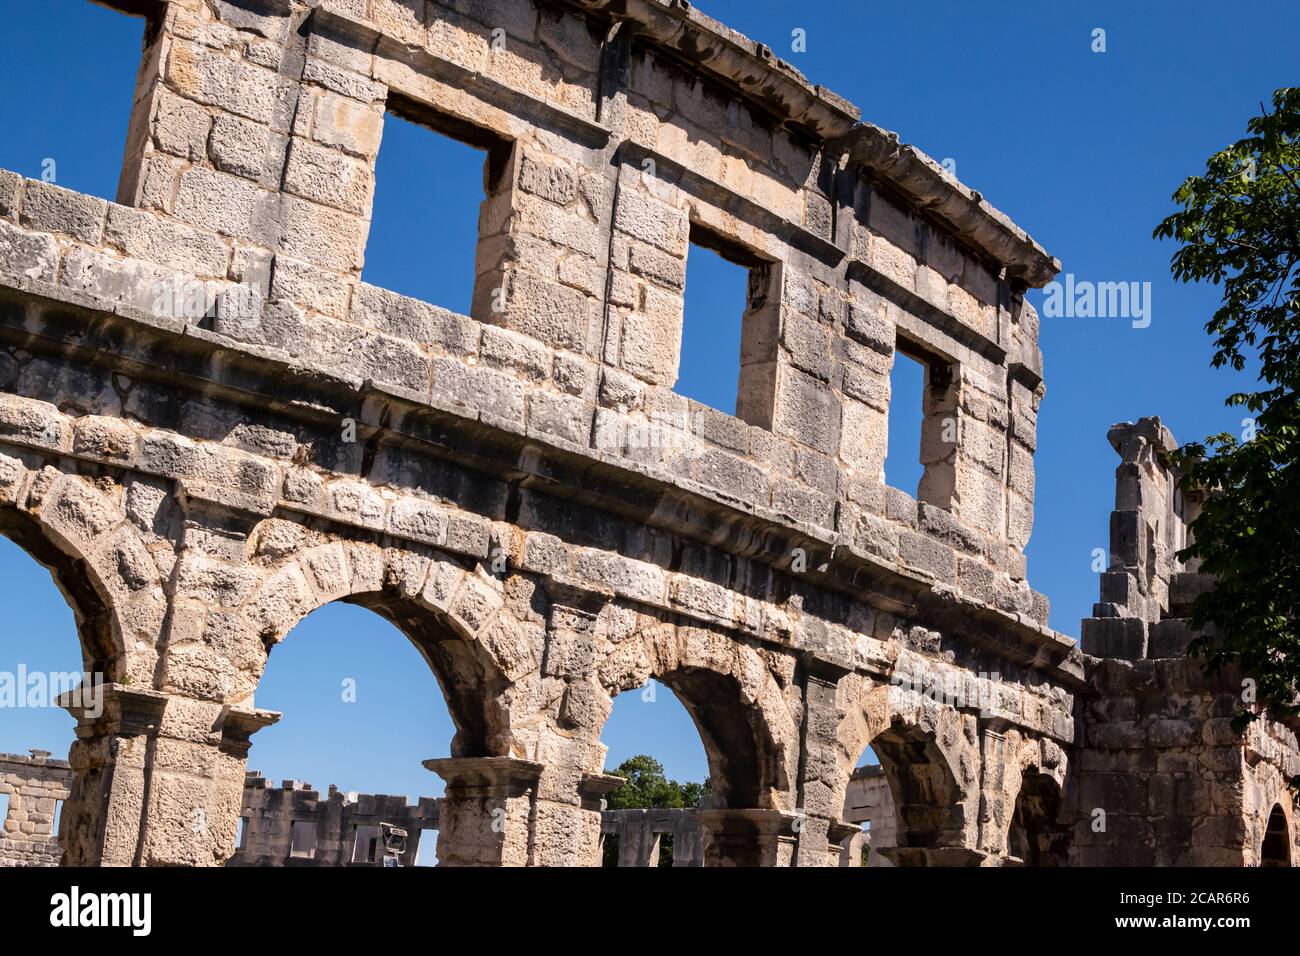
[228,771,438,866]
[0,751,74,867]
[1074,418,1299,866]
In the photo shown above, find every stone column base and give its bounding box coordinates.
[828,820,863,867]
[58,684,167,867]
[695,808,801,867]
[878,845,993,867]
[424,756,542,867]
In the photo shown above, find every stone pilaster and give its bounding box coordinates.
[696,808,801,867]
[138,697,279,867]
[794,661,851,867]
[424,756,541,867]
[571,772,625,867]
[58,683,166,866]
[976,724,1011,858]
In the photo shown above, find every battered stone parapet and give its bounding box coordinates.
[229,772,438,866]
[0,0,1080,866]
[0,751,74,867]
[1080,417,1206,660]
[1074,418,1300,866]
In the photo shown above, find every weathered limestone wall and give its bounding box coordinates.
[0,0,1077,867]
[1081,418,1204,659]
[229,772,437,866]
[599,807,705,867]
[0,751,74,867]
[1075,656,1300,866]
[840,763,896,866]
[1074,418,1300,866]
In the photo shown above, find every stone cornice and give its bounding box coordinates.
[568,0,860,139]
[839,123,1061,288]
[564,0,1057,285]
[0,270,1082,692]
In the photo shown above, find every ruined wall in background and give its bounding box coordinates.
[840,763,897,867]
[228,772,438,866]
[599,807,706,867]
[1074,418,1300,866]
[0,751,74,867]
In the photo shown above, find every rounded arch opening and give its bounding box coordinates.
[228,540,544,867]
[241,597,478,868]
[602,680,709,797]
[1261,804,1291,867]
[595,618,797,819]
[868,721,963,858]
[594,618,799,868]
[1007,769,1068,866]
[602,667,778,809]
[0,510,117,679]
[0,531,92,866]
[599,679,710,867]
[344,590,516,758]
[655,665,782,811]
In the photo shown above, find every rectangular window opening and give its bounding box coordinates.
[352,824,381,864]
[0,792,10,830]
[289,819,317,859]
[601,833,621,868]
[0,3,151,203]
[677,224,771,419]
[365,94,512,318]
[885,348,927,497]
[656,832,675,868]
[887,339,957,506]
[235,815,246,850]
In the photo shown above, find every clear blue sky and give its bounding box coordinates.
[0,0,1295,806]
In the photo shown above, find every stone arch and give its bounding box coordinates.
[1007,770,1068,866]
[0,459,170,866]
[0,506,114,676]
[1244,754,1296,867]
[169,535,543,759]
[1260,804,1291,867]
[998,735,1070,865]
[595,611,800,811]
[0,459,164,684]
[835,675,979,864]
[869,722,965,859]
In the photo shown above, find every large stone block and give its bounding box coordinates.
[773,365,839,455]
[21,181,107,244]
[0,220,60,282]
[104,205,230,276]
[1081,617,1147,660]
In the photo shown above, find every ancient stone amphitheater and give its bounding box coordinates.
[0,0,1293,867]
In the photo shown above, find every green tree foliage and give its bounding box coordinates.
[1154,88,1300,727]
[604,754,709,810]
[602,755,709,867]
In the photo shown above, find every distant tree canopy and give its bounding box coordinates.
[1154,87,1300,728]
[604,755,709,810]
